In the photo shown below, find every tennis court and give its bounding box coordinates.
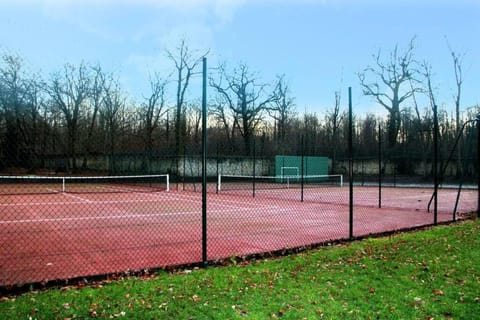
[0,174,477,286]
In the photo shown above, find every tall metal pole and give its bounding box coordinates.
[216,143,219,194]
[477,114,480,216]
[301,135,304,202]
[378,123,382,209]
[252,138,256,198]
[183,145,186,191]
[348,87,354,240]
[433,104,439,225]
[201,57,208,267]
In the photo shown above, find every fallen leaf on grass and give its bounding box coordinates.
[432,289,444,296]
[111,311,126,317]
[0,296,13,302]
[238,309,248,317]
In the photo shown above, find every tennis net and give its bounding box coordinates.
[218,174,343,192]
[0,174,169,195]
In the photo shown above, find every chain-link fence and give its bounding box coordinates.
[1,120,479,290]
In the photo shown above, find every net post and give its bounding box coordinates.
[62,177,66,193]
[217,174,222,192]
[340,174,343,187]
[166,174,170,192]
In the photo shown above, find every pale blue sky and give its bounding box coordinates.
[1,0,479,117]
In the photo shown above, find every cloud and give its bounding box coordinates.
[1,0,247,22]
[126,21,214,80]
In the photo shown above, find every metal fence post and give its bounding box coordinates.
[378,123,382,209]
[348,87,354,240]
[183,145,186,191]
[433,104,439,225]
[216,143,219,194]
[477,114,480,217]
[201,57,208,267]
[253,138,256,198]
[301,135,304,202]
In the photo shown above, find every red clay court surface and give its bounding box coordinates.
[0,185,477,287]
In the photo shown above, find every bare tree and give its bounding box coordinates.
[166,40,208,157]
[325,91,346,172]
[359,37,423,149]
[267,74,296,151]
[22,74,47,169]
[410,69,433,179]
[209,94,243,154]
[82,65,106,169]
[358,113,378,158]
[420,61,437,109]
[48,62,91,172]
[140,73,167,171]
[100,74,125,173]
[186,102,202,147]
[211,63,277,155]
[303,112,320,155]
[421,60,443,164]
[0,53,50,169]
[446,41,465,177]
[0,53,28,167]
[210,97,233,148]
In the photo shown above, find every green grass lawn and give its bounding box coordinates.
[1,220,479,319]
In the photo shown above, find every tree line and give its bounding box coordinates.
[0,39,478,175]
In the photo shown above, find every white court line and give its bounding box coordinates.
[0,198,161,207]
[0,189,285,213]
[159,192,283,210]
[91,185,160,193]
[0,192,283,211]
[0,191,191,207]
[165,194,275,210]
[0,210,198,224]
[0,205,292,225]
[164,190,285,208]
[60,192,93,203]
[375,195,432,201]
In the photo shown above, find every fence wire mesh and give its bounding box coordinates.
[0,126,478,289]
